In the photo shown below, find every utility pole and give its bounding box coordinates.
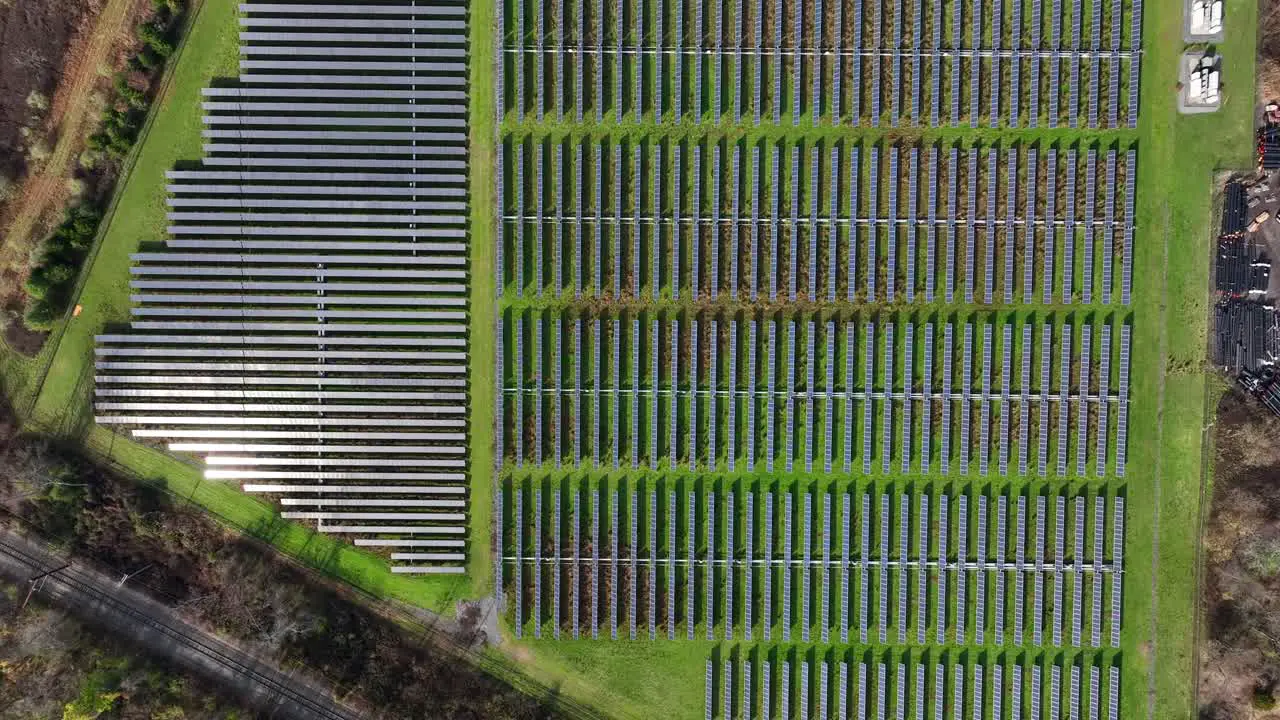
[20,564,69,611]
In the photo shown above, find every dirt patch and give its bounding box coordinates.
[1200,389,1280,717]
[0,0,99,190]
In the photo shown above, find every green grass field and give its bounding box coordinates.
[0,0,1255,713]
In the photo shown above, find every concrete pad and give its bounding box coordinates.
[1184,0,1225,42]
[1179,52,1222,114]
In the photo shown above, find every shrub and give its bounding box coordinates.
[24,299,57,330]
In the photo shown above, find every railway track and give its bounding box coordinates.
[0,528,362,720]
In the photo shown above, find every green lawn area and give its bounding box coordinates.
[1120,0,1259,716]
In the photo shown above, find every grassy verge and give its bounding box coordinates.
[468,0,499,593]
[1122,0,1258,717]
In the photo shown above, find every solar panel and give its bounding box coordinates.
[915,665,925,720]
[1052,665,1063,720]
[753,147,762,299]
[802,493,812,641]
[692,145,702,299]
[593,489,601,638]
[984,150,998,304]
[593,319,601,467]
[842,493,851,642]
[1000,325,1012,475]
[670,320,680,467]
[812,0,822,121]
[1063,149,1078,303]
[1112,496,1125,646]
[1117,325,1130,476]
[846,323,856,471]
[942,323,953,475]
[535,316,544,466]
[629,490,638,638]
[975,665,985,720]
[996,495,1007,640]
[859,663,868,720]
[1089,666,1100,720]
[765,491,774,640]
[783,492,793,641]
[1108,667,1120,720]
[514,483,523,638]
[651,321,660,469]
[649,489,657,639]
[728,323,738,471]
[976,495,988,644]
[1077,326,1092,476]
[773,0,782,123]
[878,663,888,720]
[687,490,695,640]
[553,489,561,638]
[922,323,934,474]
[861,493,870,642]
[957,494,968,642]
[1092,495,1105,646]
[935,665,945,720]
[753,0,763,122]
[1054,495,1066,645]
[789,148,800,300]
[937,494,949,643]
[898,497,908,643]
[927,147,938,301]
[1034,495,1046,644]
[786,321,797,472]
[1071,666,1081,720]
[869,147,879,301]
[691,319,700,469]
[980,324,992,476]
[711,146,722,300]
[1012,665,1023,720]
[743,653,753,720]
[748,320,757,470]
[709,320,719,470]
[1016,495,1027,641]
[864,322,876,474]
[810,149,820,300]
[906,148,918,301]
[849,147,860,301]
[706,490,715,640]
[883,322,895,473]
[1082,150,1097,305]
[732,147,742,295]
[724,658,733,720]
[725,491,734,639]
[822,494,831,642]
[772,148,781,300]
[888,148,899,301]
[792,0,802,123]
[1123,151,1136,304]
[610,489,620,639]
[1032,665,1043,720]
[950,0,961,125]
[903,323,914,474]
[918,494,929,644]
[1058,327,1072,476]
[965,151,977,303]
[806,322,816,473]
[826,322,836,473]
[745,491,754,639]
[960,324,972,475]
[574,490,582,638]
[768,320,777,472]
[705,659,714,720]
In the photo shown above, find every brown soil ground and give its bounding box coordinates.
[1200,390,1280,719]
[0,0,99,188]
